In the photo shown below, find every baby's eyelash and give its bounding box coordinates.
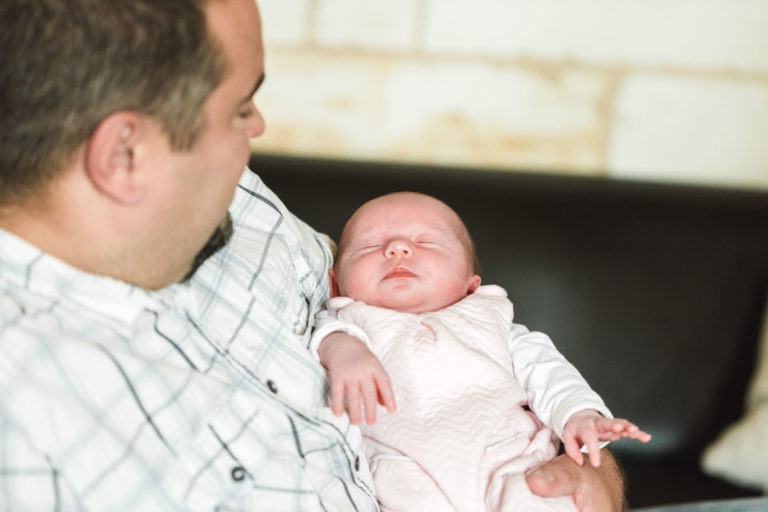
[355,243,382,253]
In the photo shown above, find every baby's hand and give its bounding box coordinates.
[563,410,652,467]
[318,332,396,425]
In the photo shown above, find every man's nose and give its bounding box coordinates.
[384,238,412,258]
[247,107,266,138]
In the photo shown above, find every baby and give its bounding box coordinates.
[312,191,650,511]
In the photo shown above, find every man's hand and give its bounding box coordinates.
[317,332,396,425]
[526,449,625,512]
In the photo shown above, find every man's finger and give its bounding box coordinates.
[526,450,625,512]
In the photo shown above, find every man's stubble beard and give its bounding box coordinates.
[181,212,234,282]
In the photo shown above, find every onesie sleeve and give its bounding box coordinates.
[507,323,613,439]
[308,301,373,360]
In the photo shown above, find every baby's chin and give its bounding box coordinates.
[371,294,457,315]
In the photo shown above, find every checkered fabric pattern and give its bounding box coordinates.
[0,169,378,511]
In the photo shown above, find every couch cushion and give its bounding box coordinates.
[701,293,768,491]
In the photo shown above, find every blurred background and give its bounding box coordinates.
[251,0,768,191]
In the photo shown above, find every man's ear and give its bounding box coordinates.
[329,268,341,298]
[84,111,147,205]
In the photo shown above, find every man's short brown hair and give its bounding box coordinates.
[0,0,226,205]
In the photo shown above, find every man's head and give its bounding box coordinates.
[331,192,481,314]
[0,0,266,288]
[0,0,225,204]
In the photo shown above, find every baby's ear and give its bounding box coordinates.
[328,268,341,298]
[468,274,481,294]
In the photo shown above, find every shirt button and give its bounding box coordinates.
[231,466,246,482]
[267,379,278,393]
[354,455,360,471]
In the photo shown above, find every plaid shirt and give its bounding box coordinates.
[0,169,378,511]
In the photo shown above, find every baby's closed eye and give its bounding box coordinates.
[356,242,383,253]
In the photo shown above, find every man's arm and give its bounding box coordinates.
[526,448,625,512]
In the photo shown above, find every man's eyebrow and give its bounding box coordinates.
[241,73,265,103]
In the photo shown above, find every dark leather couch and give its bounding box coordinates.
[249,152,768,509]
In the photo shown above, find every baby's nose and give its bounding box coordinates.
[385,238,412,258]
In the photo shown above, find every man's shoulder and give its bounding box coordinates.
[0,278,50,318]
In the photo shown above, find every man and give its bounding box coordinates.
[0,0,623,510]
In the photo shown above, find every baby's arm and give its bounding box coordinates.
[317,332,397,425]
[563,409,652,467]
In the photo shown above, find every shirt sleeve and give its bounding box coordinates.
[231,167,337,330]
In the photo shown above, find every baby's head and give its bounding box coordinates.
[331,191,481,314]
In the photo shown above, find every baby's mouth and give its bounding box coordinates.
[383,266,416,279]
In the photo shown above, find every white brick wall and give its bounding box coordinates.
[258,0,309,46]
[610,75,768,188]
[315,0,418,51]
[424,0,768,72]
[380,64,607,170]
[254,0,768,190]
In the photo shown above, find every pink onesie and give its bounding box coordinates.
[322,285,611,512]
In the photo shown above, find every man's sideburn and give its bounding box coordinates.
[182,212,234,282]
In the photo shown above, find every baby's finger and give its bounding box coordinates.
[611,420,652,442]
[562,434,584,466]
[360,380,379,425]
[346,385,362,425]
[619,421,644,435]
[375,372,397,413]
[331,380,346,417]
[601,432,624,442]
[598,418,630,434]
[588,445,602,467]
[613,420,633,433]
[582,431,602,467]
[627,429,653,443]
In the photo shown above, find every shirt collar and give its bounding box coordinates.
[0,228,178,325]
